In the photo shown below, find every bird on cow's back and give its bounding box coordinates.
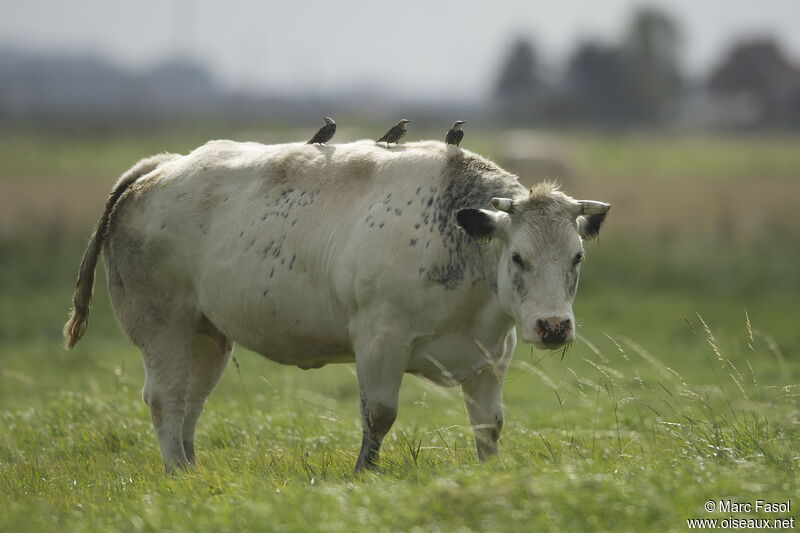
[307,116,337,145]
[376,119,412,147]
[445,120,467,147]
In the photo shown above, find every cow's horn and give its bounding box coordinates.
[491,197,514,213]
[577,200,610,215]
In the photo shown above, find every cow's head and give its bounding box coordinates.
[456,184,609,350]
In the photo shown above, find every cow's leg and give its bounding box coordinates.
[181,318,232,464]
[352,328,411,473]
[462,367,504,461]
[138,322,196,473]
[461,329,515,461]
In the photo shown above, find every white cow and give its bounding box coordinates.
[63,140,609,473]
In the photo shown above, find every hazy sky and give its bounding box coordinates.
[2,0,799,102]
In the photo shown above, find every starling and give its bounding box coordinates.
[307,116,336,144]
[445,120,467,146]
[376,119,412,147]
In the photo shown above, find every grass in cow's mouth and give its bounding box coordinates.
[560,344,571,361]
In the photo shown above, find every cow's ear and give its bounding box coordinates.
[456,209,508,241]
[575,200,610,241]
[577,213,607,240]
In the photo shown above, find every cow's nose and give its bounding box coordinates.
[535,317,573,348]
[535,317,572,333]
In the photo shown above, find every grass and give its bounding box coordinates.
[1,129,799,531]
[569,132,800,181]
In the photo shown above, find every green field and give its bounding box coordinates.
[1,129,798,532]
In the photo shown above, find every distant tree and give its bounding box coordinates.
[622,7,683,123]
[708,38,800,125]
[566,40,639,124]
[0,47,219,121]
[493,37,544,121]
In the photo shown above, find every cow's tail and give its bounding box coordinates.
[63,154,177,349]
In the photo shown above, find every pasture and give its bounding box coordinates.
[1,127,798,532]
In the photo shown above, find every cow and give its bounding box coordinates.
[63,139,609,473]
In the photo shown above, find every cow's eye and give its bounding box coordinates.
[511,252,524,268]
[572,252,584,267]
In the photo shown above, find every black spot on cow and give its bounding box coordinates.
[512,272,527,297]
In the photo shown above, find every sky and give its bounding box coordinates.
[2,0,799,103]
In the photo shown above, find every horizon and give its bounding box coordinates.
[2,0,799,103]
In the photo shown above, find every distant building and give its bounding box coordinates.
[707,39,800,127]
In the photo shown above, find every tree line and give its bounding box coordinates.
[493,7,800,128]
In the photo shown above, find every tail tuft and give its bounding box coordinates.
[63,230,101,349]
[63,305,90,349]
